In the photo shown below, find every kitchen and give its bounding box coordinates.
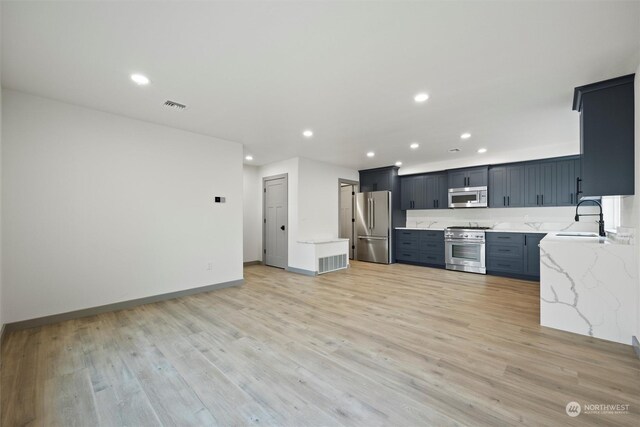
[352,73,637,347]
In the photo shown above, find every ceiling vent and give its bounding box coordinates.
[164,100,187,110]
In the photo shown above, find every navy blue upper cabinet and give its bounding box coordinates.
[400,175,427,210]
[448,166,488,188]
[525,161,556,207]
[556,157,581,206]
[360,170,391,192]
[489,165,524,207]
[573,74,635,197]
[401,173,447,210]
[425,173,448,209]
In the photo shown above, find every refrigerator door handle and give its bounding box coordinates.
[371,198,375,229]
[357,236,388,240]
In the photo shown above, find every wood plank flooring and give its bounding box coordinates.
[2,261,639,426]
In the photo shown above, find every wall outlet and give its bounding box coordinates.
[207,262,213,271]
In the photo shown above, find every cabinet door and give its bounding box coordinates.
[435,174,448,209]
[413,176,428,209]
[556,159,575,206]
[400,176,414,210]
[467,167,489,187]
[524,233,545,277]
[448,170,467,189]
[524,164,540,207]
[539,162,556,206]
[580,81,634,197]
[489,167,507,207]
[506,165,525,207]
[359,172,375,192]
[574,158,582,202]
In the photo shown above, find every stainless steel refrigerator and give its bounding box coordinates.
[355,191,392,264]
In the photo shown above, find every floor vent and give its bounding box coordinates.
[318,254,347,274]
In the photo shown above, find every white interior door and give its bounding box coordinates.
[264,176,288,268]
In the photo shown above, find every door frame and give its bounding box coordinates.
[262,173,289,267]
[338,178,359,260]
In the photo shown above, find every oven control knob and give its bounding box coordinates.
[463,234,468,238]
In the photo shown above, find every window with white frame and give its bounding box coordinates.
[601,196,621,232]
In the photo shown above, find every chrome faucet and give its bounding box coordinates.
[574,199,605,237]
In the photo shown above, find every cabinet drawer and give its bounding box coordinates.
[397,239,420,250]
[487,243,523,259]
[487,258,524,273]
[422,252,445,265]
[396,250,420,262]
[486,232,525,245]
[422,241,444,251]
[423,230,444,239]
[396,230,419,241]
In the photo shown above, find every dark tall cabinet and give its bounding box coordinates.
[359,166,406,261]
[573,74,635,197]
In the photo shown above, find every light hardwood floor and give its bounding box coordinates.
[2,261,639,426]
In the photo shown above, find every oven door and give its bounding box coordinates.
[445,240,486,273]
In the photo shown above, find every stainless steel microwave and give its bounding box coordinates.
[448,186,488,208]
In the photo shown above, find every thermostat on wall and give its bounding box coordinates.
[214,196,226,203]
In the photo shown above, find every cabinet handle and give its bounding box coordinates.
[497,236,510,239]
[541,194,544,205]
[570,193,573,204]
[536,195,540,205]
[507,196,510,206]
[498,249,510,252]
[503,196,506,206]
[576,177,582,197]
[525,235,527,245]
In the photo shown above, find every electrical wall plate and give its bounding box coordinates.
[215,196,226,203]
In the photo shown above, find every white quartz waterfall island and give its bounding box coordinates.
[539,233,637,345]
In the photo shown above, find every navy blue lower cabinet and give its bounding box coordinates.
[395,230,445,267]
[486,232,545,280]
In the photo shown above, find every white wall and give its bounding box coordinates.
[251,157,358,271]
[399,143,578,176]
[243,165,261,262]
[620,64,640,340]
[1,90,243,323]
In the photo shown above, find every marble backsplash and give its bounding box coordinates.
[405,206,602,233]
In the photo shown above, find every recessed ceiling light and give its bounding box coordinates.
[366,152,375,158]
[130,73,150,85]
[461,133,472,139]
[449,148,461,153]
[245,155,253,161]
[410,143,420,149]
[414,93,429,103]
[477,148,487,154]
[395,161,402,167]
[303,130,313,138]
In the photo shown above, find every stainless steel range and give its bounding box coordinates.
[444,226,490,274]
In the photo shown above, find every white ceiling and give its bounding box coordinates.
[2,1,639,170]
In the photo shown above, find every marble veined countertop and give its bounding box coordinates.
[539,233,636,344]
[297,238,350,244]
[396,227,549,234]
